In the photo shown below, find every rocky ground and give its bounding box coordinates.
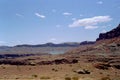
[0,51,120,80]
[0,37,120,80]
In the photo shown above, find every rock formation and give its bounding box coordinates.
[97,24,120,41]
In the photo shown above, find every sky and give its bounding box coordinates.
[0,0,120,46]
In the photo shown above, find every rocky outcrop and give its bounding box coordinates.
[74,69,90,74]
[97,24,120,41]
[80,41,95,45]
[0,59,29,65]
[0,53,49,58]
[94,63,111,70]
[38,59,78,65]
[0,58,78,65]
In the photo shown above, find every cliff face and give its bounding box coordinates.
[97,24,120,41]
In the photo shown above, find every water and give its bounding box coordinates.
[0,47,77,54]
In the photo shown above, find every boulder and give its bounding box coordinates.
[74,69,90,74]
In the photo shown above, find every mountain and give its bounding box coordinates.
[15,42,81,47]
[66,24,120,55]
[80,41,95,45]
[0,42,95,55]
[96,24,120,41]
[14,42,95,48]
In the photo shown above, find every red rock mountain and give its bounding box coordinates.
[96,24,120,41]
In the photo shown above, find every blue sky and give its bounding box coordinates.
[0,0,120,46]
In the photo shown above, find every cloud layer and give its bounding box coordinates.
[0,41,6,45]
[97,1,103,4]
[63,12,72,16]
[35,13,46,19]
[69,16,112,29]
[16,13,24,17]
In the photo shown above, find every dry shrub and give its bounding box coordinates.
[65,77,71,80]
[72,77,79,80]
[40,76,51,79]
[101,77,111,80]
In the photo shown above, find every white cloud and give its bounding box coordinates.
[50,38,57,41]
[63,12,72,16]
[16,13,24,17]
[49,38,57,43]
[97,1,103,4]
[85,26,98,29]
[69,16,112,29]
[0,41,6,45]
[35,13,46,19]
[101,29,107,33]
[48,38,64,43]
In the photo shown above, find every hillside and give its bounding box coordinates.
[66,24,120,55]
[0,42,95,56]
[97,24,120,41]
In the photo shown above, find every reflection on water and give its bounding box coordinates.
[47,51,66,54]
[0,47,77,54]
[43,47,76,54]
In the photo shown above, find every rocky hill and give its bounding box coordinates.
[66,24,120,55]
[96,24,120,41]
[14,41,95,48]
[80,41,95,45]
[15,42,80,47]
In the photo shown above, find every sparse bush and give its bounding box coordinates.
[29,67,31,70]
[52,68,58,72]
[65,77,71,80]
[15,77,19,79]
[65,74,68,76]
[101,77,111,80]
[69,64,72,67]
[72,77,79,80]
[112,77,120,80]
[40,76,51,79]
[99,72,103,74]
[32,74,38,78]
[1,66,6,69]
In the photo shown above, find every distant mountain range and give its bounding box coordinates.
[14,41,95,47]
[0,41,95,55]
[14,42,80,47]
